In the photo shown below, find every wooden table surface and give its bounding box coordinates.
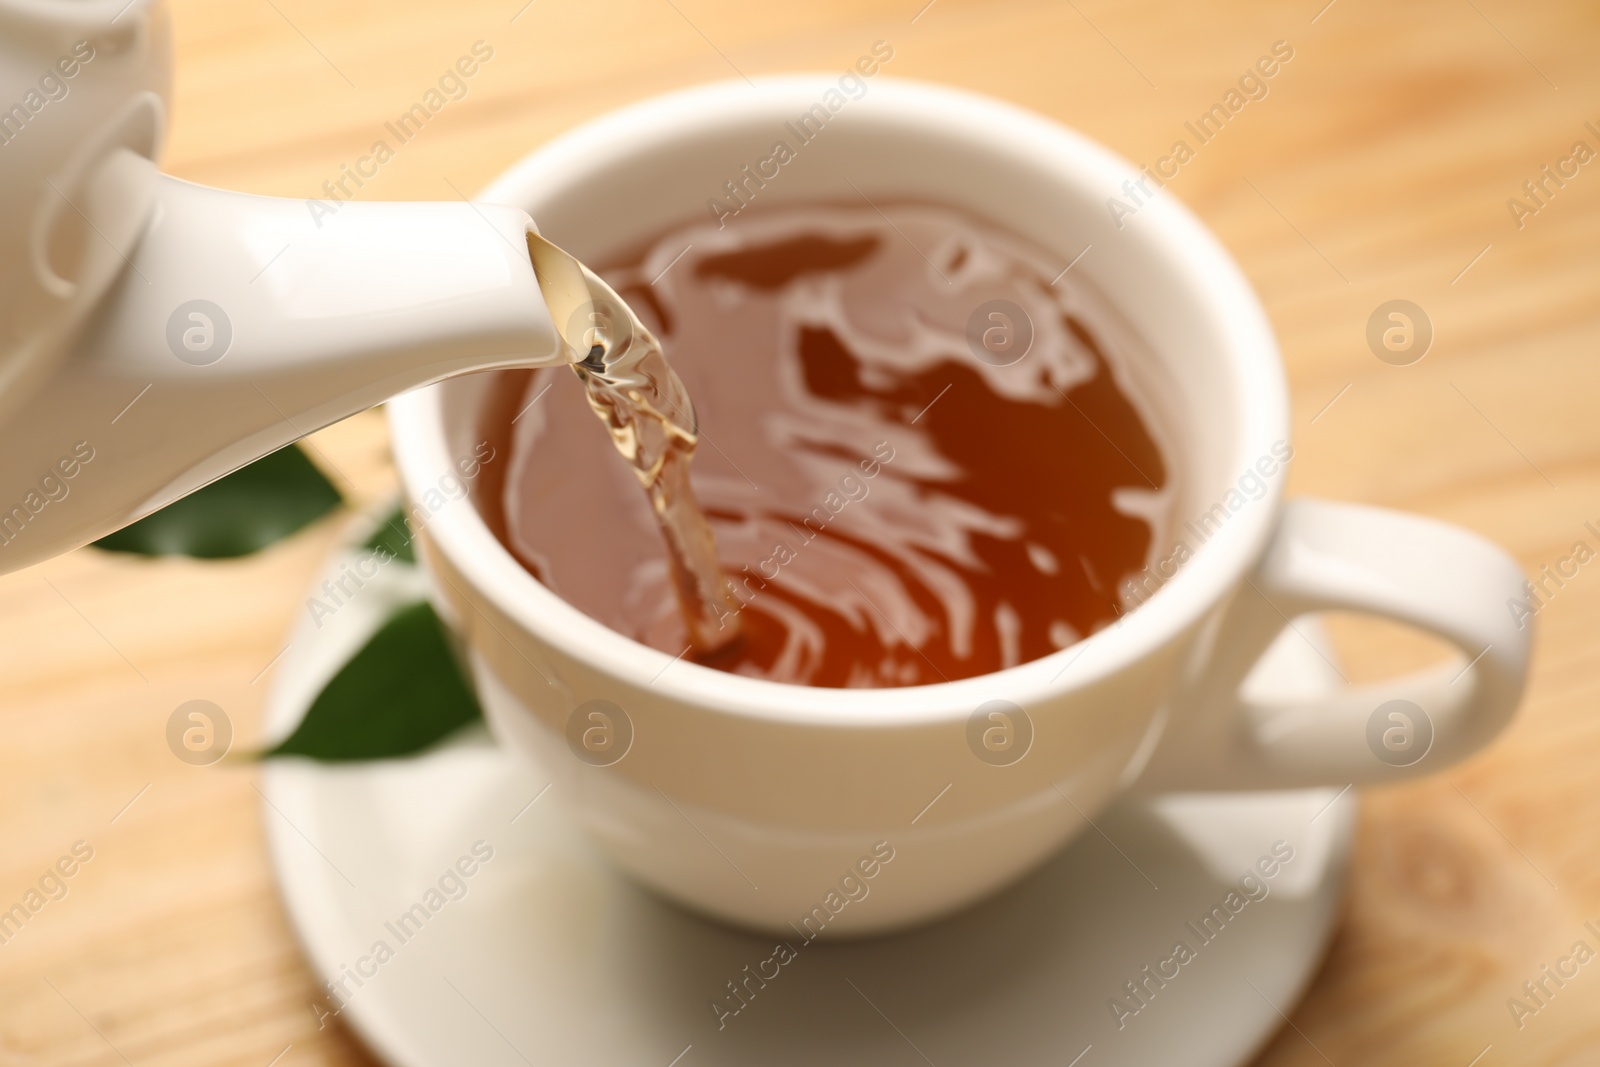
[3,1,1598,1063]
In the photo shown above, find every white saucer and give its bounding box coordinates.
[262,539,1354,1067]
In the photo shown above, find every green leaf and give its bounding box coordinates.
[93,444,342,559]
[362,504,417,564]
[263,601,482,761]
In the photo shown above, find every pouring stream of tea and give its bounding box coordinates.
[525,232,743,654]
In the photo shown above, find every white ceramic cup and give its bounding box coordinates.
[388,76,1530,936]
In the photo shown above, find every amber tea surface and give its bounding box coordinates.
[483,204,1175,687]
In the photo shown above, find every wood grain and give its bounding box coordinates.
[0,0,1597,1063]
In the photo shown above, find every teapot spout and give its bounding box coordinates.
[0,160,570,574]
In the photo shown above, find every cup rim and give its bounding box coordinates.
[388,74,1288,726]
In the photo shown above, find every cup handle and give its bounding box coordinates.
[1132,498,1531,792]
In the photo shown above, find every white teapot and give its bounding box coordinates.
[0,0,572,573]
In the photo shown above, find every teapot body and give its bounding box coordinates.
[0,0,172,420]
[0,0,570,575]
